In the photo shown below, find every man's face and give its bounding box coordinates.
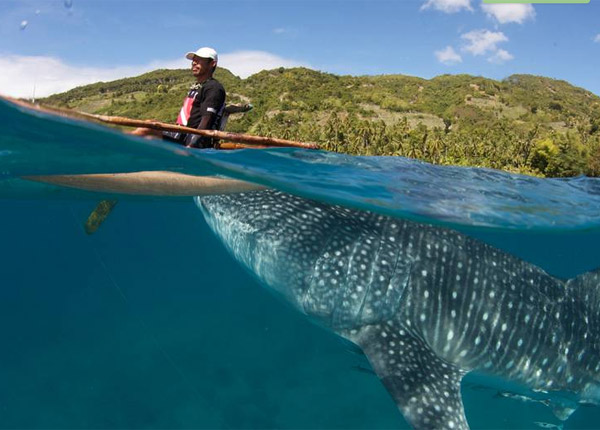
[191,56,215,78]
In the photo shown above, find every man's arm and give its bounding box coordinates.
[184,114,215,147]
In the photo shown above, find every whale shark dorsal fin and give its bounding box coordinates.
[348,322,469,430]
[567,268,600,302]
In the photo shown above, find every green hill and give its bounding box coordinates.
[43,67,600,177]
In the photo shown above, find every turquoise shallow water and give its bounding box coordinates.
[1,99,600,429]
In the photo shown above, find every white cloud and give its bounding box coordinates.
[481,4,535,24]
[461,29,508,55]
[488,49,514,64]
[272,27,299,38]
[421,0,472,13]
[219,50,308,78]
[0,51,308,98]
[435,46,463,65]
[594,34,600,43]
[0,55,153,98]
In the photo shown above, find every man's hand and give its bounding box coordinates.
[183,114,215,148]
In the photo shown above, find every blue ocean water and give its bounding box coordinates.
[1,98,600,429]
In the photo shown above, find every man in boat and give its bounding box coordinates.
[131,47,226,148]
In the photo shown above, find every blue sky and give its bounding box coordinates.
[1,0,599,97]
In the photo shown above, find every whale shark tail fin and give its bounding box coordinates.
[348,321,469,430]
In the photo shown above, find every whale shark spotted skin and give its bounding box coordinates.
[196,190,600,429]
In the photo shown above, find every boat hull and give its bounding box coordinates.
[24,171,263,196]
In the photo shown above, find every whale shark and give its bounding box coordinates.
[195,189,600,429]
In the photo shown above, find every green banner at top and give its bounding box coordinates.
[483,0,589,3]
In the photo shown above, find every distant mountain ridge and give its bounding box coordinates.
[43,67,600,177]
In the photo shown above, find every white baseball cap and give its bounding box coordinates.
[185,47,218,62]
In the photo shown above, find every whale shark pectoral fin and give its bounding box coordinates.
[550,403,577,421]
[347,322,469,430]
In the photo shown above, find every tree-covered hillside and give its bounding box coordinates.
[43,67,600,177]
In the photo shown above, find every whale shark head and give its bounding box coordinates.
[196,190,410,328]
[196,191,321,308]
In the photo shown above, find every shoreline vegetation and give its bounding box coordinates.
[43,67,600,178]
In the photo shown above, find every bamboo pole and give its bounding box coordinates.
[2,96,319,150]
[217,142,269,150]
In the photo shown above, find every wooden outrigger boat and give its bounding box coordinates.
[3,96,318,196]
[2,96,319,232]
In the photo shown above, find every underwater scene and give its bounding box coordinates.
[1,99,600,429]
